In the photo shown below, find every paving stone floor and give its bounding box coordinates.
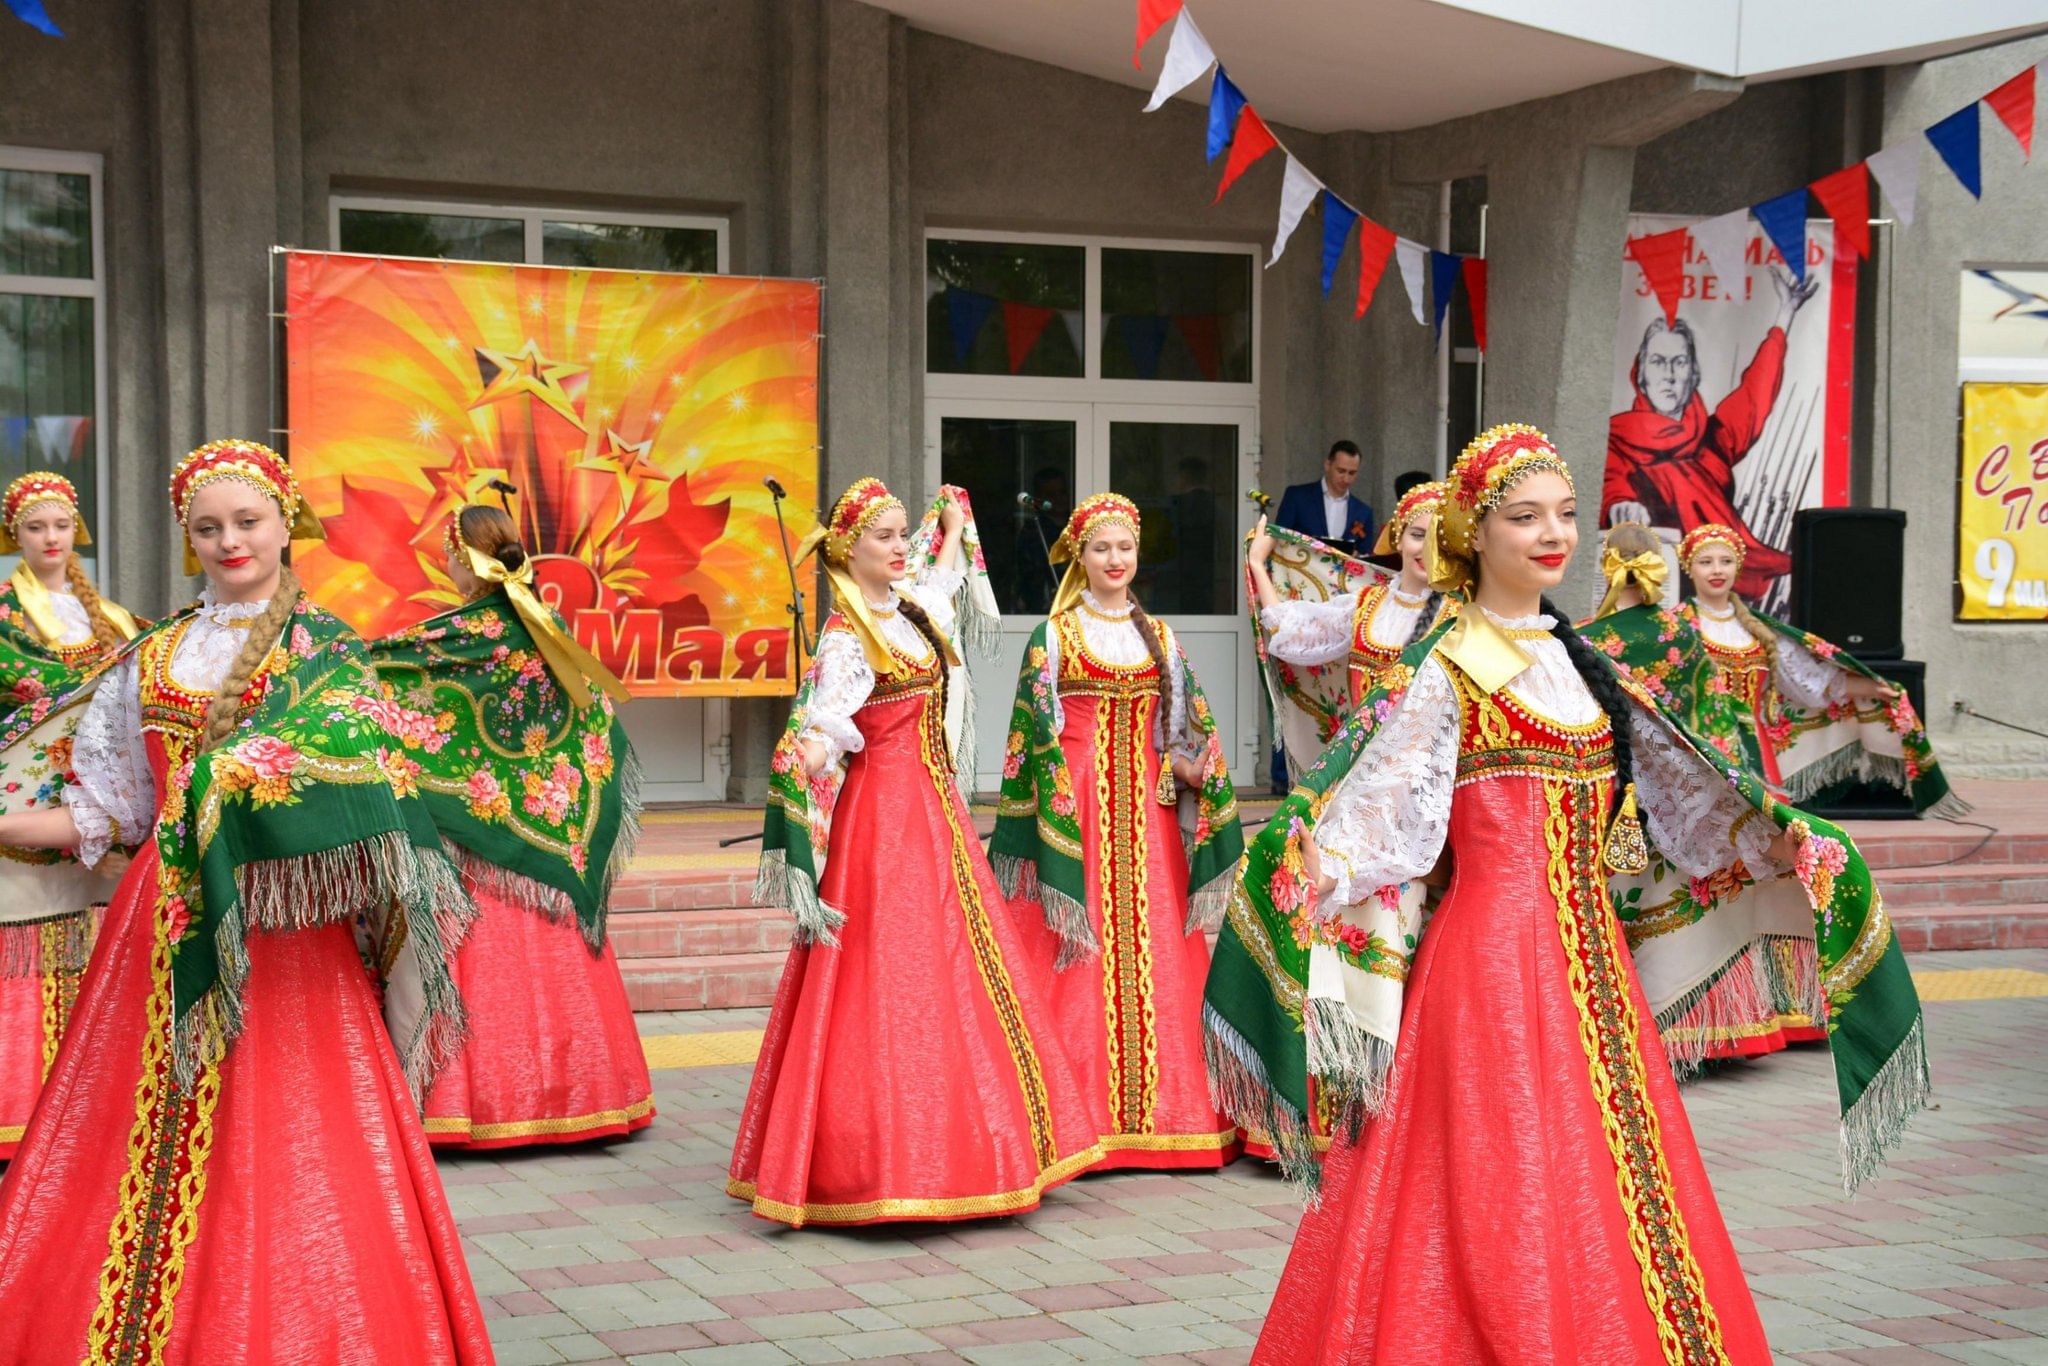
[448,947,2048,1365]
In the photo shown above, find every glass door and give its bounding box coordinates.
[1092,404,1260,786]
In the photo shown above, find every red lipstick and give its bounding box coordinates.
[219,554,252,568]
[1533,553,1568,568]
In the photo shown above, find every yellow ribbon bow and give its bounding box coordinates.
[1595,547,1670,619]
[458,542,629,708]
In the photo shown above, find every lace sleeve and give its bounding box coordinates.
[904,562,965,640]
[65,654,153,867]
[1774,637,1851,709]
[1259,592,1358,667]
[1161,631,1201,761]
[1629,701,1780,879]
[796,632,875,768]
[1310,655,1459,907]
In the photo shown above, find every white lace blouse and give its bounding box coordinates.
[1042,591,1201,761]
[41,588,94,647]
[65,592,274,867]
[1260,582,1431,666]
[1692,601,1849,709]
[798,564,964,768]
[1310,607,1782,909]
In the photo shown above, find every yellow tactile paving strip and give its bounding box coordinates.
[632,968,2048,1071]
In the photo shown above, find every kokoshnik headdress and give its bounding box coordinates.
[1371,480,1446,557]
[1677,523,1746,572]
[1427,424,1572,596]
[444,504,628,708]
[1048,493,1140,619]
[795,478,957,677]
[169,439,326,575]
[0,471,89,554]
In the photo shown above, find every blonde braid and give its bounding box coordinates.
[200,566,303,752]
[1728,595,1779,671]
[61,551,126,651]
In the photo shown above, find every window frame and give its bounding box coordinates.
[0,145,109,568]
[923,227,1260,407]
[328,194,730,274]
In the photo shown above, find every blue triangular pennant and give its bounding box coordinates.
[1751,188,1809,283]
[1206,70,1248,163]
[1117,314,1171,378]
[945,289,997,363]
[1925,103,1983,199]
[1320,196,1358,296]
[3,0,62,36]
[1429,250,1462,339]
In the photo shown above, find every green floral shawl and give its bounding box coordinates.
[987,615,1244,966]
[0,599,478,1092]
[1243,523,1389,775]
[367,589,642,949]
[0,577,91,731]
[1203,617,1929,1193]
[1577,603,1747,768]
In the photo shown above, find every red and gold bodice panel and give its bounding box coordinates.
[1347,586,1451,705]
[1441,656,1617,793]
[1051,609,1166,705]
[47,637,106,669]
[825,622,942,709]
[1697,631,1772,719]
[135,618,274,763]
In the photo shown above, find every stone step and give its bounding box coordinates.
[1870,863,2048,909]
[1889,903,2048,953]
[609,907,792,959]
[619,951,788,1012]
[1844,829,2048,871]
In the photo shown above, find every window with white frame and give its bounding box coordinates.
[0,148,106,559]
[331,196,728,274]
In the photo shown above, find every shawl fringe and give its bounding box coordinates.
[992,852,1098,968]
[1202,1002,1321,1193]
[173,834,475,1098]
[1303,994,1396,1119]
[1926,790,1975,820]
[1183,867,1233,938]
[1652,944,1763,1080]
[0,905,97,978]
[1839,1014,1931,1193]
[752,846,845,946]
[1781,742,1903,803]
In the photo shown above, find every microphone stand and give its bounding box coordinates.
[768,482,813,664]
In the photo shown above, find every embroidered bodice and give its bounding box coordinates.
[798,563,963,766]
[1310,607,1781,909]
[66,593,275,865]
[1688,600,1847,709]
[1261,581,1432,667]
[1043,592,1199,760]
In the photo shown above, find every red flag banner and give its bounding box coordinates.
[1354,218,1396,319]
[1214,105,1279,203]
[1177,313,1223,381]
[1134,0,1184,67]
[1984,66,2036,159]
[1626,228,1691,326]
[1808,163,1872,260]
[1461,256,1489,352]
[1001,301,1057,374]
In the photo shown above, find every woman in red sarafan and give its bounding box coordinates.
[988,494,1245,1173]
[377,499,653,1151]
[730,479,1102,1226]
[0,440,491,1363]
[1256,425,1790,1365]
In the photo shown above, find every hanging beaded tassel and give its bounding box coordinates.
[1156,755,1179,807]
[1604,781,1649,874]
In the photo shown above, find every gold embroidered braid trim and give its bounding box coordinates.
[1095,690,1159,1139]
[919,672,1059,1171]
[424,1093,655,1142]
[1544,779,1728,1366]
[83,900,224,1365]
[37,913,90,1078]
[726,1142,1103,1226]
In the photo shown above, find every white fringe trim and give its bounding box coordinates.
[1203,1002,1322,1194]
[752,846,844,946]
[1184,870,1233,938]
[1839,1015,1931,1193]
[0,905,97,978]
[990,853,1098,969]
[1303,995,1396,1119]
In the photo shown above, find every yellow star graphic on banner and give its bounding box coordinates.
[469,339,588,430]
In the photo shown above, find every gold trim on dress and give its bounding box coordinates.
[726,1143,1105,1227]
[425,1093,655,1141]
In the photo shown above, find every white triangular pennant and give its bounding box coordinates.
[1269,157,1322,265]
[1866,141,1921,228]
[1688,208,1752,286]
[1393,238,1428,324]
[1143,11,1217,113]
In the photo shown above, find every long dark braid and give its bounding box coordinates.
[1125,596,1172,701]
[893,594,952,753]
[1541,595,1634,801]
[1403,590,1445,648]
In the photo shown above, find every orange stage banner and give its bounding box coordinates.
[284,250,820,696]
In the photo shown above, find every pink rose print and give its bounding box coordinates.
[233,735,300,782]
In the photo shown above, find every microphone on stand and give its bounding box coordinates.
[762,474,811,660]
[763,476,788,499]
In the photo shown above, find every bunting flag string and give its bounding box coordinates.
[1135,3,2041,359]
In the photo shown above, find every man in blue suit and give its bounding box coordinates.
[1273,440,1374,556]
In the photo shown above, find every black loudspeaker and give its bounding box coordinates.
[1800,658,1926,820]
[1787,508,1906,660]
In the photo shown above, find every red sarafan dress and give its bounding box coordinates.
[422,898,652,1148]
[1256,608,1773,1365]
[0,602,491,1363]
[1002,597,1238,1171]
[729,573,1102,1226]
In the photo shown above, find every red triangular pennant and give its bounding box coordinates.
[1354,218,1396,319]
[1214,106,1279,203]
[1808,163,1871,260]
[1134,0,1183,67]
[1176,314,1222,381]
[1985,66,2036,159]
[1461,256,1489,352]
[1626,228,1689,326]
[1001,301,1057,374]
